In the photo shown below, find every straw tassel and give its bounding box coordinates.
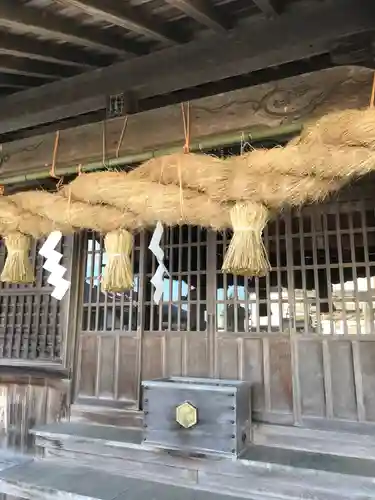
[1,232,34,284]
[222,202,270,277]
[101,230,133,292]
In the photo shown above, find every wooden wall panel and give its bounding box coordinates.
[0,379,68,452]
[269,339,293,413]
[359,341,375,421]
[329,341,357,420]
[78,335,98,397]
[217,338,239,379]
[97,336,116,398]
[298,340,325,417]
[165,336,183,377]
[242,339,264,413]
[117,337,139,402]
[185,336,209,377]
[142,335,164,381]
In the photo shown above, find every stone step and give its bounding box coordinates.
[0,458,269,500]
[31,423,375,500]
[253,423,375,460]
[0,456,374,500]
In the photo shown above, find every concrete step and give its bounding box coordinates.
[30,423,375,500]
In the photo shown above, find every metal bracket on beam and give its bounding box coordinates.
[106,91,139,118]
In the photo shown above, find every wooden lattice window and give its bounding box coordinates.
[81,232,141,332]
[216,201,375,336]
[0,237,71,361]
[144,226,208,332]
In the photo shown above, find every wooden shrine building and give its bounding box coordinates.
[0,1,374,499]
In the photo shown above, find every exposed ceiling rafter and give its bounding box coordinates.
[61,0,185,44]
[0,73,48,89]
[164,0,229,33]
[0,55,80,80]
[252,0,281,18]
[0,31,114,68]
[0,0,372,136]
[0,0,148,56]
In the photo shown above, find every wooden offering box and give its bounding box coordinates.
[142,377,251,458]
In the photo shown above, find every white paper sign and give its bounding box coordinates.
[148,221,168,304]
[39,231,71,301]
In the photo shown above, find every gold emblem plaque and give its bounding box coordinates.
[176,401,198,429]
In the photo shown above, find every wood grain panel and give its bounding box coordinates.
[117,337,139,402]
[98,335,116,398]
[165,335,183,377]
[329,341,357,420]
[269,339,293,413]
[217,338,239,379]
[78,335,98,397]
[298,340,325,417]
[359,341,375,421]
[142,335,163,381]
[185,335,209,377]
[242,338,264,413]
[0,67,371,182]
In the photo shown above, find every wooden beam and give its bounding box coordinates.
[252,0,280,18]
[163,0,229,33]
[0,74,47,89]
[61,0,185,44]
[0,66,372,182]
[0,0,148,56]
[0,0,373,135]
[0,55,80,80]
[0,31,114,68]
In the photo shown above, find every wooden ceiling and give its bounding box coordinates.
[0,0,278,93]
[0,0,373,139]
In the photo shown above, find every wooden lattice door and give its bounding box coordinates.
[214,196,375,428]
[74,231,144,409]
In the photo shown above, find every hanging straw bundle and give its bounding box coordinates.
[0,232,34,284]
[129,152,230,199]
[0,198,69,285]
[297,108,375,149]
[101,230,133,292]
[66,172,231,230]
[10,191,140,293]
[222,202,270,277]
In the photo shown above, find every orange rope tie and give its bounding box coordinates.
[50,130,64,189]
[370,72,375,108]
[50,130,60,179]
[181,102,190,153]
[116,115,128,159]
[179,102,191,220]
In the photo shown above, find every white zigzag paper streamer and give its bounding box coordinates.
[39,231,71,301]
[148,221,168,304]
